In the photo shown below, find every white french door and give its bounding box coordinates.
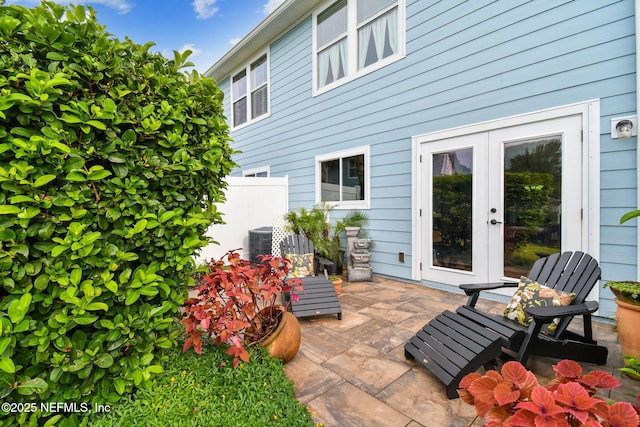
[420,114,584,291]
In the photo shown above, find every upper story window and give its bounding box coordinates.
[314,0,404,94]
[231,53,269,129]
[316,146,370,209]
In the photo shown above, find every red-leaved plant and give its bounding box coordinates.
[459,360,640,427]
[182,250,302,367]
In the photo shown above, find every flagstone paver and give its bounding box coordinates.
[306,381,411,427]
[284,276,635,427]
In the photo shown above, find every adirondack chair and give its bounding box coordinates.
[404,251,608,399]
[280,234,342,320]
[279,233,335,275]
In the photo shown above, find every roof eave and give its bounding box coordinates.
[204,0,317,81]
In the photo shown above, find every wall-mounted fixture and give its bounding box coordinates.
[611,115,638,139]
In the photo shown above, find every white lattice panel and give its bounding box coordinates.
[271,214,289,257]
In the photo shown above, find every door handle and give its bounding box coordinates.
[490,219,502,225]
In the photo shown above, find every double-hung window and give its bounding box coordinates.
[316,146,370,209]
[314,0,404,93]
[231,53,269,128]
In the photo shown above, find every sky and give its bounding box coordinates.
[7,0,287,73]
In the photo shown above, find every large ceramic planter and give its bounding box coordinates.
[615,298,640,359]
[253,306,301,363]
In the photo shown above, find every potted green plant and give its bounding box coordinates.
[182,250,303,367]
[604,211,640,367]
[328,275,343,296]
[605,281,640,306]
[459,359,640,426]
[285,204,368,273]
[620,356,640,380]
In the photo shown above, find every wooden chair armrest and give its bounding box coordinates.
[460,282,519,307]
[525,301,599,322]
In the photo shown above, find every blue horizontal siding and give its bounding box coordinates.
[221,0,637,313]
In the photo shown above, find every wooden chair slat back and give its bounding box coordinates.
[280,234,314,256]
[526,251,601,339]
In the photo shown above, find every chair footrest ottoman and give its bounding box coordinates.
[404,310,502,399]
[285,276,342,320]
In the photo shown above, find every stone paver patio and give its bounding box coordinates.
[284,276,637,427]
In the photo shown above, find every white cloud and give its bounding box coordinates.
[95,0,131,13]
[229,37,242,47]
[179,43,202,57]
[192,0,219,19]
[263,0,285,15]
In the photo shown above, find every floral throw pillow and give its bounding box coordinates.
[503,276,575,335]
[285,253,314,278]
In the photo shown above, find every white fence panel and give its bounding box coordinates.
[196,176,288,263]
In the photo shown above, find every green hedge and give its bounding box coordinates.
[0,2,235,425]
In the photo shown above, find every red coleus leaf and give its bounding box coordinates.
[457,388,475,406]
[502,361,529,384]
[485,406,514,427]
[460,372,482,389]
[582,370,621,390]
[469,375,501,407]
[494,380,521,406]
[199,317,210,330]
[509,408,537,426]
[515,386,565,417]
[458,372,482,405]
[553,359,582,379]
[553,382,604,424]
[603,402,640,427]
[183,337,193,353]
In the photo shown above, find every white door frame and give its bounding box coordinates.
[411,100,600,286]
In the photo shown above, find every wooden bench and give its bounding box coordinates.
[404,310,502,399]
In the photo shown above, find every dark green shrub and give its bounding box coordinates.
[0,1,235,424]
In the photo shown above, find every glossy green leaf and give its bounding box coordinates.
[0,357,15,373]
[33,174,57,187]
[17,378,48,395]
[0,205,20,215]
[95,353,114,368]
[8,293,32,324]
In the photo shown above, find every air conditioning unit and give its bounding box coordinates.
[249,226,273,263]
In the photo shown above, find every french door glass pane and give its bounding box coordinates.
[432,149,473,271]
[503,136,562,278]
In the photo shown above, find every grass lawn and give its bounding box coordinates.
[88,326,316,427]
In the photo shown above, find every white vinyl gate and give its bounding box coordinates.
[196,176,289,263]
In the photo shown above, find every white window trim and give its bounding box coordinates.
[315,145,370,209]
[242,166,271,177]
[230,50,271,130]
[312,0,405,96]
